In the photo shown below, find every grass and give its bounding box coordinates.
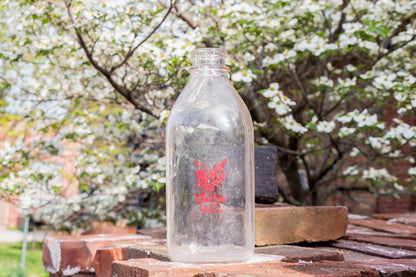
[0,242,48,277]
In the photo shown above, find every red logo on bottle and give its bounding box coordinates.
[194,158,228,213]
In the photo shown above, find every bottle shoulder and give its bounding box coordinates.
[167,83,252,129]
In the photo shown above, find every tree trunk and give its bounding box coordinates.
[279,152,306,205]
[242,86,306,205]
[311,183,327,206]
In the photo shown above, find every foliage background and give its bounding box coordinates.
[0,0,415,231]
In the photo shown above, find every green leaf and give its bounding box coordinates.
[42,17,50,25]
[374,25,390,37]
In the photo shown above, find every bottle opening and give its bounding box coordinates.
[189,48,229,72]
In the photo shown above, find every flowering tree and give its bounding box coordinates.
[1,0,415,230]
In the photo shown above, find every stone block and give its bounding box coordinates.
[255,206,348,246]
[42,234,153,275]
[254,146,278,203]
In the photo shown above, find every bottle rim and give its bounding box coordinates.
[191,48,227,59]
[189,48,230,73]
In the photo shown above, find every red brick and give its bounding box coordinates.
[125,239,169,261]
[373,212,416,226]
[345,235,416,251]
[349,259,416,277]
[125,242,344,264]
[255,245,344,263]
[136,226,166,239]
[373,212,416,220]
[314,246,382,261]
[377,195,416,213]
[49,273,95,277]
[346,224,416,240]
[94,245,128,277]
[112,257,378,277]
[350,219,416,235]
[281,261,379,277]
[42,234,153,275]
[331,239,416,259]
[85,222,137,235]
[255,206,348,246]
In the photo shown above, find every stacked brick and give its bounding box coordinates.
[43,208,416,276]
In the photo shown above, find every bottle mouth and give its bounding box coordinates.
[189,48,230,72]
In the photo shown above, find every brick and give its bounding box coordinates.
[331,239,416,259]
[377,195,416,213]
[125,239,169,261]
[345,235,416,251]
[350,219,416,235]
[112,257,378,277]
[126,242,345,264]
[255,206,348,246]
[314,246,382,261]
[373,212,416,220]
[255,245,344,263]
[42,234,153,275]
[49,273,95,277]
[94,245,129,277]
[346,224,416,240]
[136,226,166,239]
[373,212,416,226]
[349,259,416,277]
[281,261,379,277]
[85,222,137,235]
[348,214,373,220]
[112,258,203,276]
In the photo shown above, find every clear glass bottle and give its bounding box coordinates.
[165,48,254,263]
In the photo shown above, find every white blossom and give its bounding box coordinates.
[363,167,397,182]
[409,167,416,176]
[317,121,336,133]
[368,136,390,149]
[339,127,356,137]
[231,69,256,83]
[281,115,308,134]
[343,166,359,176]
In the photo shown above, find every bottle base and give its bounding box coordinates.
[168,245,253,263]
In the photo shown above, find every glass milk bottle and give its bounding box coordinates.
[165,48,254,263]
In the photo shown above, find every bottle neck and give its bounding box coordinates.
[189,48,229,77]
[189,67,229,77]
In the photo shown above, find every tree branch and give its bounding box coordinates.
[63,0,168,118]
[110,0,175,73]
[159,0,197,29]
[329,0,350,43]
[277,184,303,206]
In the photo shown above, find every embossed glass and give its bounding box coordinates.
[165,48,254,263]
